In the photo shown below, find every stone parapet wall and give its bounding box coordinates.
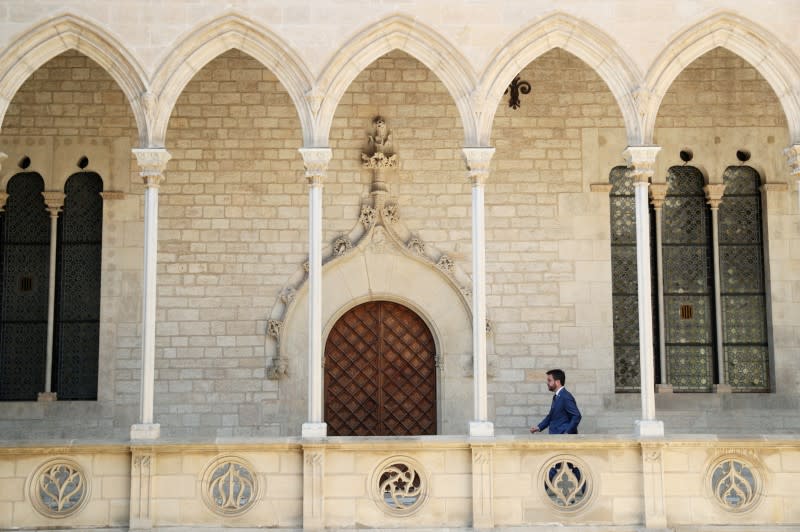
[1,436,798,530]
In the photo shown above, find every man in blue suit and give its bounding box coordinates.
[530,369,581,434]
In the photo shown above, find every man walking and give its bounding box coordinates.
[530,369,581,434]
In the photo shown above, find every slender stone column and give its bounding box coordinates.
[39,192,65,401]
[463,147,495,437]
[785,144,800,211]
[704,184,728,391]
[130,148,171,441]
[622,146,664,437]
[299,148,332,439]
[649,184,670,392]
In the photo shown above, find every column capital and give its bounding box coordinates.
[703,183,726,208]
[299,147,332,185]
[132,148,171,187]
[41,191,66,216]
[649,183,668,208]
[462,147,495,185]
[622,145,661,183]
[784,144,800,175]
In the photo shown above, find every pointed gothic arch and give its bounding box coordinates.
[314,14,478,146]
[151,13,314,147]
[477,13,643,146]
[0,14,149,145]
[644,12,800,144]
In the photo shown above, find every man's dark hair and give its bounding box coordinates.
[546,369,566,386]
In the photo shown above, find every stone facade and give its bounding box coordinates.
[0,1,799,530]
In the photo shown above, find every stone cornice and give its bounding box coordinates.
[622,145,661,183]
[462,147,495,185]
[299,147,333,185]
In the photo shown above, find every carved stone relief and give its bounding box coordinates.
[539,455,593,512]
[29,458,89,518]
[371,456,428,516]
[201,456,258,516]
[706,452,763,513]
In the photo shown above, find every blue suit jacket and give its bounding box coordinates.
[537,388,581,434]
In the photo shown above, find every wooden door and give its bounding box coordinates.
[324,301,437,436]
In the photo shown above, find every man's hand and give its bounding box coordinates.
[529,426,540,433]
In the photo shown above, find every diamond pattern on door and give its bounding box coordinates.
[325,301,437,436]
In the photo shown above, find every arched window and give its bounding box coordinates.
[0,171,103,401]
[610,164,770,393]
[0,173,50,400]
[54,172,103,400]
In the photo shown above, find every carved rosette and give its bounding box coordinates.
[332,236,353,256]
[371,456,428,516]
[462,147,495,185]
[362,152,399,169]
[436,255,455,273]
[381,203,399,224]
[29,458,90,518]
[706,453,762,513]
[539,455,593,512]
[132,148,172,187]
[201,456,259,516]
[298,148,332,185]
[359,205,377,228]
[622,146,661,183]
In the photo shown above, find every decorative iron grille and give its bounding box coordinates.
[662,166,715,391]
[0,173,49,400]
[53,172,102,400]
[718,166,769,391]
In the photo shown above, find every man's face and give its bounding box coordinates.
[546,374,559,392]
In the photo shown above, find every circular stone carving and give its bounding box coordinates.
[371,456,428,516]
[201,456,258,516]
[539,455,593,512]
[708,456,762,512]
[29,458,89,518]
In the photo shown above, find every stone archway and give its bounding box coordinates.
[324,300,437,436]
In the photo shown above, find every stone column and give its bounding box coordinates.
[622,146,664,437]
[39,192,65,401]
[649,184,670,392]
[299,148,332,439]
[785,144,800,211]
[704,184,729,392]
[130,148,171,441]
[463,147,495,438]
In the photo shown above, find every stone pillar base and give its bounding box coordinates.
[130,423,160,440]
[656,384,673,393]
[37,392,57,402]
[714,384,732,393]
[302,422,327,439]
[635,420,664,437]
[469,421,494,437]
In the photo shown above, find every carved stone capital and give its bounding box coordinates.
[784,144,800,175]
[622,145,661,183]
[299,148,332,185]
[132,148,171,187]
[704,183,726,208]
[41,191,66,216]
[462,147,495,185]
[649,183,668,208]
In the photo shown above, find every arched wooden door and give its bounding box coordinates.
[324,301,437,436]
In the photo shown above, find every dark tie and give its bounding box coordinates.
[552,394,557,403]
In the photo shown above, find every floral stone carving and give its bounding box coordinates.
[30,459,89,518]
